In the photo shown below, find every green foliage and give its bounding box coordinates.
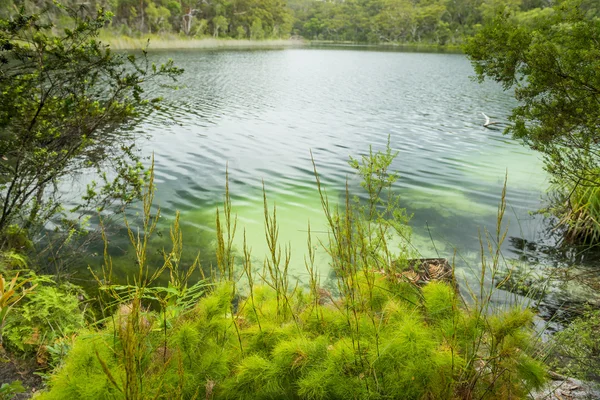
[291,0,499,44]
[0,250,27,270]
[550,307,600,381]
[212,15,228,38]
[2,225,32,254]
[348,137,413,261]
[0,271,36,348]
[39,280,547,399]
[250,17,265,40]
[0,380,25,400]
[236,25,246,39]
[3,274,85,361]
[550,172,600,243]
[0,5,182,247]
[5,0,294,40]
[422,281,456,321]
[37,146,548,400]
[220,355,283,399]
[37,333,124,400]
[6,0,560,45]
[464,0,600,242]
[145,2,172,33]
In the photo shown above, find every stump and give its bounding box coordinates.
[386,258,456,289]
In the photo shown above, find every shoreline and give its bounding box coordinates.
[308,40,463,53]
[100,34,462,53]
[101,35,307,50]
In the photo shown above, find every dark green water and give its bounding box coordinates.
[69,48,599,312]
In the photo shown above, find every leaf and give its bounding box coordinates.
[95,350,123,393]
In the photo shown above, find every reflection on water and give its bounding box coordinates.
[70,48,599,308]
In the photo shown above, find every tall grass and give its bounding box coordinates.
[99,32,305,50]
[38,146,549,400]
[551,176,600,244]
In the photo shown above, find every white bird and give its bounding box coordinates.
[481,112,500,128]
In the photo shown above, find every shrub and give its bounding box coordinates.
[550,307,600,381]
[40,280,546,399]
[3,275,85,366]
[551,176,600,244]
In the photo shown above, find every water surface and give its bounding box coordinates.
[79,49,589,308]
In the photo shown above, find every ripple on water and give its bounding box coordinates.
[93,49,553,284]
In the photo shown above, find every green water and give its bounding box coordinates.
[69,48,598,311]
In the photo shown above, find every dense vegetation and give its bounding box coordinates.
[464,0,600,242]
[0,0,559,45]
[4,143,550,399]
[0,5,181,274]
[1,1,600,399]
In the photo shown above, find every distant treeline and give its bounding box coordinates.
[1,0,555,44]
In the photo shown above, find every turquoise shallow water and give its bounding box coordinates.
[68,48,573,305]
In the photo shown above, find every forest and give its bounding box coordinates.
[0,0,572,44]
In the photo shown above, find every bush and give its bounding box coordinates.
[551,175,600,244]
[550,307,600,381]
[37,278,547,400]
[2,274,86,366]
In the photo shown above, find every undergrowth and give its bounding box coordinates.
[0,242,86,369]
[549,172,600,244]
[550,306,600,382]
[34,145,548,399]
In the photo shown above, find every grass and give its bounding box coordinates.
[98,31,306,50]
[308,40,464,53]
[98,31,461,52]
[550,174,600,244]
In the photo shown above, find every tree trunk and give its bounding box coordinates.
[140,0,145,32]
[24,183,45,231]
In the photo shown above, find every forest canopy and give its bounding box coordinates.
[1,0,555,44]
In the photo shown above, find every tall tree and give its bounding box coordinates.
[465,0,600,241]
[0,5,182,243]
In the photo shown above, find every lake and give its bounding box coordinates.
[74,48,598,314]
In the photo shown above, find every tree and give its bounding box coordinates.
[212,15,228,37]
[0,6,182,246]
[236,25,246,39]
[479,0,522,21]
[464,0,600,241]
[250,16,264,39]
[145,2,172,33]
